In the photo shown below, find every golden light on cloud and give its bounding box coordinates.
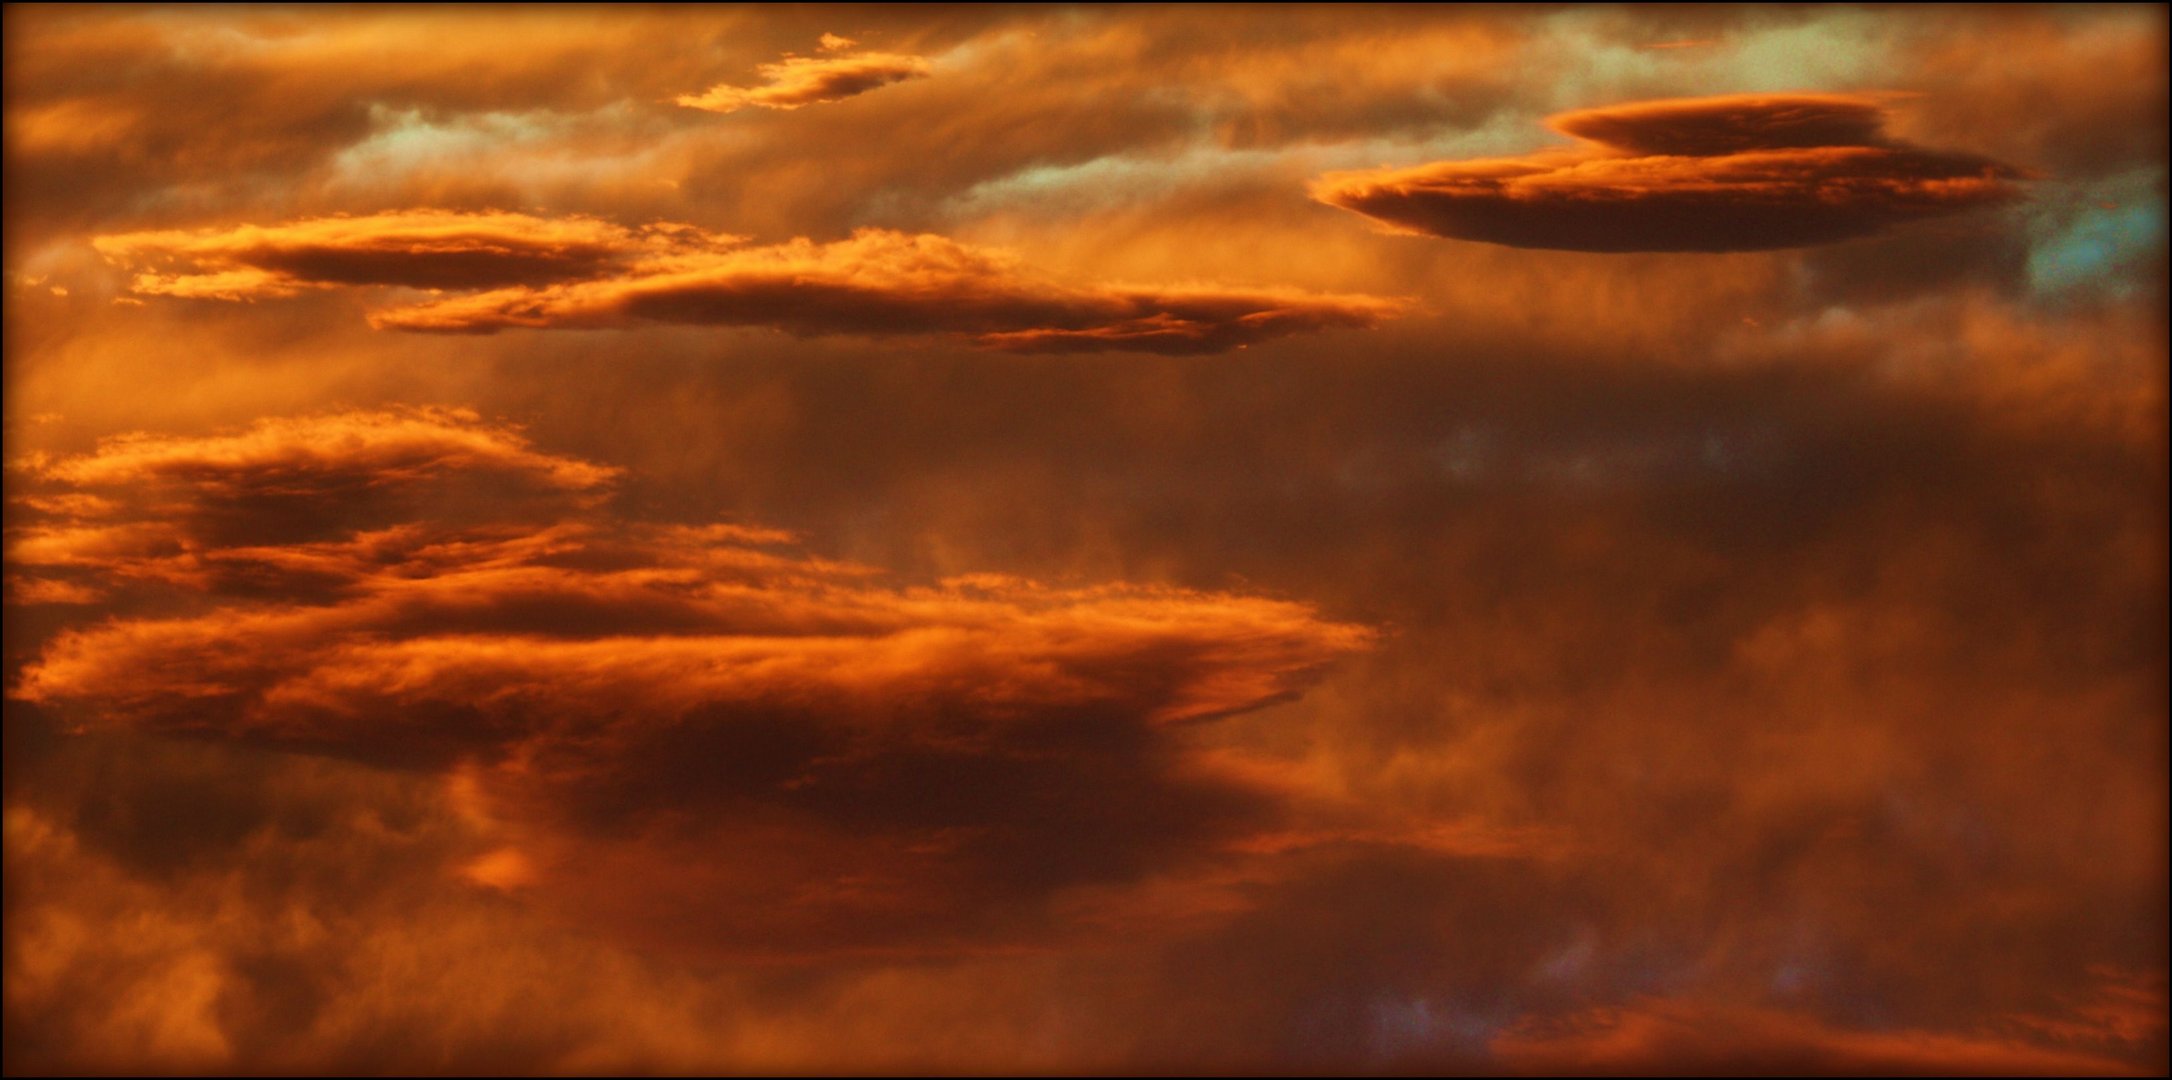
[676,35,933,114]
[94,216,1405,353]
[1312,94,2027,251]
[4,3,2166,1076]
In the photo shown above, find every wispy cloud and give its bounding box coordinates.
[678,35,932,114]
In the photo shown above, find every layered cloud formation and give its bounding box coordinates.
[1313,94,2027,251]
[94,215,1402,353]
[9,409,1374,955]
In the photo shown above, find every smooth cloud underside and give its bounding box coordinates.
[369,229,1406,353]
[87,211,726,299]
[1490,999,2148,1077]
[676,37,933,114]
[32,406,619,496]
[94,215,1403,354]
[1312,94,2027,252]
[8,408,1375,955]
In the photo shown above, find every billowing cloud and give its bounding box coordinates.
[7,407,615,566]
[677,36,932,114]
[1312,94,2027,252]
[95,217,1405,353]
[10,409,1375,955]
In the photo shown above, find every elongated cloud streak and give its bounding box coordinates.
[95,216,1405,353]
[1490,998,2152,1076]
[1312,94,2025,251]
[31,406,618,497]
[677,36,932,113]
[370,229,1404,352]
[90,212,724,300]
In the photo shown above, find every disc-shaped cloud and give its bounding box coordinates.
[90,211,719,300]
[1312,94,2025,252]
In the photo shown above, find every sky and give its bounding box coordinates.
[1,3,2166,1074]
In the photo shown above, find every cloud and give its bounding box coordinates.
[1490,999,2151,1076]
[371,229,1404,353]
[1549,95,1893,157]
[677,37,932,114]
[95,216,1405,353]
[28,406,616,497]
[2,6,1547,255]
[1312,94,2026,252]
[7,407,615,562]
[10,408,1376,956]
[90,211,723,300]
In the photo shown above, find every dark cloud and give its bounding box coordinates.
[11,409,1375,956]
[412,294,2160,1067]
[4,5,2166,1075]
[1547,95,1891,156]
[96,217,1405,354]
[371,228,1404,354]
[1313,94,2026,252]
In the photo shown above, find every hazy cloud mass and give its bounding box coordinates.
[4,4,2165,1075]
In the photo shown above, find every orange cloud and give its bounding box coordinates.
[1312,94,2025,251]
[91,211,723,299]
[11,409,1376,956]
[370,228,1403,352]
[96,215,1404,353]
[31,406,616,496]
[6,8,2165,1073]
[677,37,932,114]
[6,408,616,601]
[18,570,1373,744]
[1491,999,2151,1076]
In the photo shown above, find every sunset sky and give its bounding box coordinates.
[3,4,2167,1074]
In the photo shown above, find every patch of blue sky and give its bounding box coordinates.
[2024,172,2167,300]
